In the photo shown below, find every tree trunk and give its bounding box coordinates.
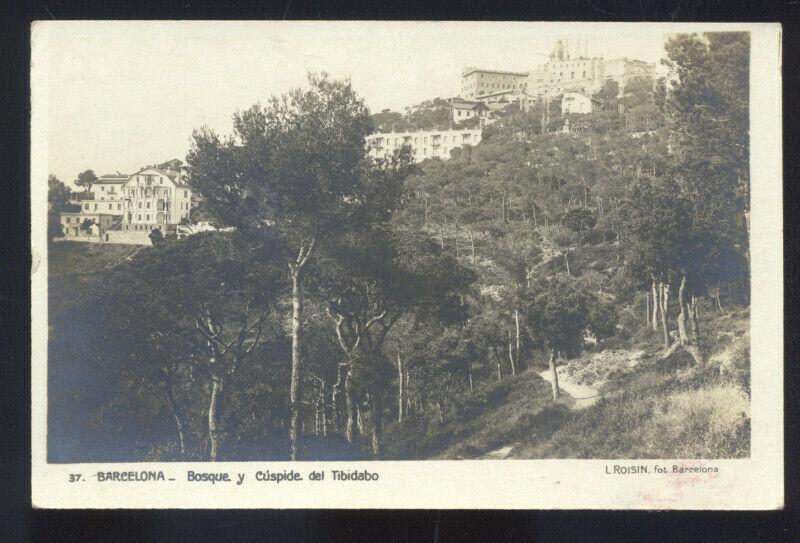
[677,274,689,346]
[370,392,383,458]
[645,291,650,328]
[469,229,475,264]
[514,308,522,370]
[164,380,188,460]
[397,354,404,423]
[507,329,516,376]
[548,350,560,401]
[331,362,347,434]
[658,282,670,349]
[564,251,571,276]
[436,400,445,424]
[289,269,304,461]
[320,389,327,438]
[651,280,659,331]
[690,295,702,340]
[208,374,224,462]
[467,363,473,394]
[356,403,364,436]
[344,369,356,443]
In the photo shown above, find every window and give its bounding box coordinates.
[100,186,105,191]
[93,204,97,211]
[137,214,142,221]
[146,214,150,221]
[184,190,188,198]
[583,71,587,78]
[458,110,462,117]
[108,204,113,210]
[84,203,89,211]
[146,201,150,209]
[66,217,71,224]
[117,203,122,210]
[138,202,142,209]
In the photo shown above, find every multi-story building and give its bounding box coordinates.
[461,39,656,109]
[449,99,489,123]
[460,68,528,101]
[366,128,483,163]
[527,56,655,98]
[60,163,193,244]
[561,91,602,114]
[119,166,193,232]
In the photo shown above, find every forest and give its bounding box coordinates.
[48,32,751,462]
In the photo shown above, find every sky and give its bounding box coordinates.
[37,21,673,188]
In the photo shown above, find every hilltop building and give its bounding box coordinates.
[448,99,489,123]
[60,163,193,244]
[366,127,482,163]
[460,39,656,107]
[460,68,528,101]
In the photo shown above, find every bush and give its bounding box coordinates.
[719,339,750,396]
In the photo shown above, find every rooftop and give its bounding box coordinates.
[462,68,528,78]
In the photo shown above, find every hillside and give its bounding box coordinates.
[385,308,750,460]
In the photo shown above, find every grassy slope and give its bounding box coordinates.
[431,309,750,460]
[48,241,145,462]
[48,241,141,312]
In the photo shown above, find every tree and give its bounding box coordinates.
[522,276,603,401]
[88,232,284,461]
[318,228,475,456]
[154,232,284,461]
[74,169,98,193]
[188,73,379,460]
[664,32,749,245]
[48,174,71,208]
[617,176,689,349]
[562,207,597,239]
[148,227,164,246]
[48,174,72,239]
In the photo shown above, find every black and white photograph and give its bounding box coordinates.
[30,21,783,509]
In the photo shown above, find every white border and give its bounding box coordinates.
[31,21,783,510]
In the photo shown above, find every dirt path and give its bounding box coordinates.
[484,445,516,459]
[538,368,603,410]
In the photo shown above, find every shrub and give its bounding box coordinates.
[719,339,750,396]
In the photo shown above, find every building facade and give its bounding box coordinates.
[366,128,483,163]
[460,68,528,101]
[60,164,193,244]
[561,91,601,114]
[461,40,656,110]
[449,99,489,123]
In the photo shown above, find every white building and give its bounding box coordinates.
[460,68,528,100]
[561,92,601,114]
[449,100,489,123]
[60,163,194,244]
[366,128,483,163]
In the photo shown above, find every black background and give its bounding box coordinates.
[2,1,798,540]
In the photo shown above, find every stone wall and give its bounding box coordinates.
[103,230,153,245]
